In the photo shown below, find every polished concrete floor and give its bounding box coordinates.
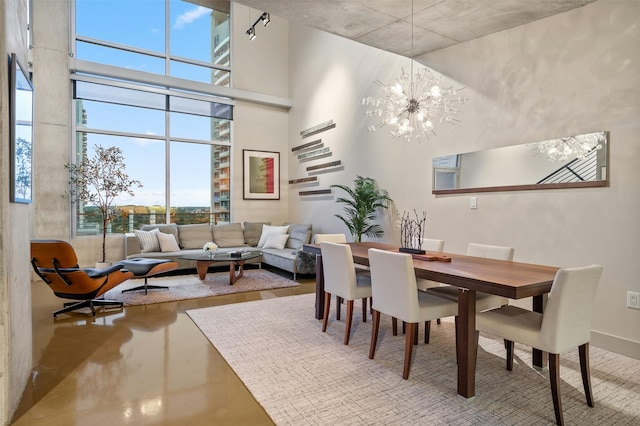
[12,269,316,425]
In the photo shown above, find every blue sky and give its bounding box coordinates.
[75,0,226,207]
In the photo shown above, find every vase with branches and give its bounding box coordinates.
[64,145,142,263]
[331,175,393,242]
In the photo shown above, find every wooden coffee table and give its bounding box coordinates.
[181,251,262,284]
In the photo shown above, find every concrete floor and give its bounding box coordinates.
[12,269,316,425]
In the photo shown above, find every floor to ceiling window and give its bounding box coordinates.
[71,0,232,236]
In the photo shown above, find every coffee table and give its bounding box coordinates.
[181,251,262,284]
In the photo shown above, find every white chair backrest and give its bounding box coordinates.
[320,242,357,299]
[368,248,421,323]
[539,264,603,353]
[421,238,444,252]
[467,243,514,261]
[315,233,347,244]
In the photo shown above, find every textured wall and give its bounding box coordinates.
[1,0,34,422]
[288,0,640,356]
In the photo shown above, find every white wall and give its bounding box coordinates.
[287,0,640,357]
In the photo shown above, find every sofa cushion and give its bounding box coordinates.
[257,224,289,248]
[243,221,271,246]
[213,223,247,248]
[178,223,213,249]
[157,231,181,252]
[262,233,289,250]
[135,228,160,253]
[285,223,313,249]
[141,223,179,243]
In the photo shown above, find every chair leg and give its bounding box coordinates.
[579,343,594,408]
[344,300,354,345]
[402,321,406,334]
[413,323,419,345]
[505,339,514,371]
[54,299,122,318]
[424,320,431,344]
[392,317,398,335]
[403,322,416,379]
[336,296,342,320]
[362,297,367,323]
[436,318,441,325]
[549,353,564,426]
[369,310,381,359]
[322,292,331,332]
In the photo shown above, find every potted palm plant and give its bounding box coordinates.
[331,175,393,242]
[65,145,142,265]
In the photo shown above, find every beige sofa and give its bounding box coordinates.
[124,222,316,280]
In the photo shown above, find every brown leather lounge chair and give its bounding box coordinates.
[31,240,134,318]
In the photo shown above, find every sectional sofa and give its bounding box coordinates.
[124,222,316,280]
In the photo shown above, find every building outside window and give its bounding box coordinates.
[71,0,232,236]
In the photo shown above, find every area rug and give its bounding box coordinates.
[103,269,299,306]
[187,293,640,426]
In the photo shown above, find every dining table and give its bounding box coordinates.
[302,241,559,399]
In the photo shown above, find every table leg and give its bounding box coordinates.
[457,288,477,398]
[229,260,246,285]
[195,260,211,281]
[532,294,548,368]
[315,254,325,320]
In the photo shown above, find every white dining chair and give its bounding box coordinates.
[476,264,603,426]
[320,242,372,345]
[315,233,347,243]
[367,248,458,379]
[416,238,445,291]
[428,243,514,312]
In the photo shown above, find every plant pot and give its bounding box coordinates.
[95,261,113,269]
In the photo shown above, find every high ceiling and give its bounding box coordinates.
[230,0,596,57]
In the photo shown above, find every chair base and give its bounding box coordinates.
[55,299,123,318]
[121,277,168,295]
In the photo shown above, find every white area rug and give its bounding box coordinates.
[104,269,299,306]
[187,293,640,425]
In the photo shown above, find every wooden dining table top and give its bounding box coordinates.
[304,241,559,298]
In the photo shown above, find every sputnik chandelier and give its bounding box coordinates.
[362,0,467,141]
[537,132,604,162]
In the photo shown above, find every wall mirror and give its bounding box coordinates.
[9,53,34,203]
[432,131,608,194]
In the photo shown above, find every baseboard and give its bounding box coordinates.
[591,330,640,360]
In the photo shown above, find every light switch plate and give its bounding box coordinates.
[470,197,477,209]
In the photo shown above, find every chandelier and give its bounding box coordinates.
[537,132,604,162]
[362,0,467,141]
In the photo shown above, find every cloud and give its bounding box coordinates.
[133,131,162,146]
[174,6,210,29]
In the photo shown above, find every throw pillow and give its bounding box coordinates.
[243,221,271,246]
[261,233,289,250]
[157,231,180,252]
[141,223,179,245]
[135,228,160,253]
[212,223,246,248]
[178,223,213,249]
[257,224,289,248]
[285,223,313,249]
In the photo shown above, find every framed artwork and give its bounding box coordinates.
[243,149,280,200]
[9,53,34,204]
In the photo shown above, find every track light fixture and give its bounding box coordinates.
[246,12,271,40]
[246,26,256,40]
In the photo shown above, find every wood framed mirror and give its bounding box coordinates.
[432,131,608,195]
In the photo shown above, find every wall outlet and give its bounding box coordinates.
[627,291,640,310]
